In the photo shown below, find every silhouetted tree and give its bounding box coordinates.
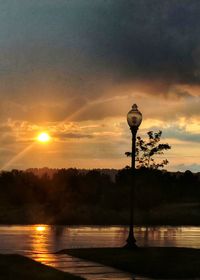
[125,130,171,169]
[0,166,200,225]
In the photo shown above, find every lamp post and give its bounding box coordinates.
[125,104,142,248]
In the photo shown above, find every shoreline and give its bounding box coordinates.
[0,254,83,279]
[0,223,200,226]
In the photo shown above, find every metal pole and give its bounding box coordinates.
[125,127,138,248]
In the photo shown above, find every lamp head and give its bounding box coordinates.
[127,104,142,128]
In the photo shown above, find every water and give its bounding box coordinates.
[0,225,200,279]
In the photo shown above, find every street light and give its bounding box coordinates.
[125,104,142,248]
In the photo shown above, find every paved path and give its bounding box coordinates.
[25,251,151,280]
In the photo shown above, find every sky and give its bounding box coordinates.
[1,0,200,172]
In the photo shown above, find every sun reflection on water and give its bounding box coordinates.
[35,226,46,232]
[1,225,200,280]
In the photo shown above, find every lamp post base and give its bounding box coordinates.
[124,236,138,249]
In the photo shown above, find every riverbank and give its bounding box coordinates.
[0,254,83,280]
[62,247,200,279]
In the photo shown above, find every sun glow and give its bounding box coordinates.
[37,132,50,143]
[36,226,46,232]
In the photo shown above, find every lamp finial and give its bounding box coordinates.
[132,104,138,110]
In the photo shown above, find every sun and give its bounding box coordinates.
[37,132,50,143]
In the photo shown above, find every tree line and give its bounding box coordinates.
[0,167,200,225]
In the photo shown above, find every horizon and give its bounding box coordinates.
[2,166,199,175]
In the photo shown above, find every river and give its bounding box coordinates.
[0,225,199,279]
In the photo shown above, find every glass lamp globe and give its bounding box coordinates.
[127,104,142,128]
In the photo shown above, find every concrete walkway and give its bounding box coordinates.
[25,251,151,280]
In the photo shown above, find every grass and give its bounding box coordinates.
[62,247,200,279]
[0,254,84,280]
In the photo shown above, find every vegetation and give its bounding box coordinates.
[0,254,83,280]
[65,247,200,279]
[0,168,200,225]
[125,130,171,169]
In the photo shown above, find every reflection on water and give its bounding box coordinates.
[0,225,200,280]
[35,226,46,232]
[1,225,200,254]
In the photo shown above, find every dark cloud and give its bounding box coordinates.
[1,0,200,99]
[166,89,193,100]
[93,1,200,85]
[1,0,200,124]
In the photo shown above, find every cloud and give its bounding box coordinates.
[1,1,200,170]
[0,0,200,125]
[0,124,12,133]
[1,0,200,100]
[0,148,15,157]
[148,124,200,143]
[54,132,94,140]
[172,163,200,173]
[165,89,194,100]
